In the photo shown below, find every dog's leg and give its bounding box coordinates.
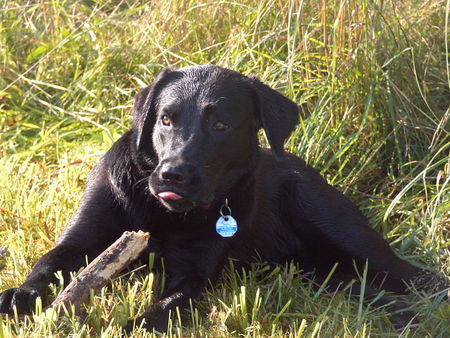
[124,238,229,333]
[0,181,126,314]
[286,175,426,293]
[316,277,416,328]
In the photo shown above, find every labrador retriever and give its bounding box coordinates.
[0,65,443,332]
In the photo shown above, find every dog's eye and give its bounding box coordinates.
[213,121,229,131]
[161,115,171,126]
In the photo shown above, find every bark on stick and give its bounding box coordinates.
[51,230,149,313]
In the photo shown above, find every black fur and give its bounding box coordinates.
[0,65,444,332]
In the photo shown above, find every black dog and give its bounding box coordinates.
[0,65,441,331]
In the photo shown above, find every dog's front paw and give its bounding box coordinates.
[123,302,170,334]
[386,299,417,330]
[0,287,39,314]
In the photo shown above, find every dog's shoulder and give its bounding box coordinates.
[94,129,154,206]
[102,130,135,167]
[256,148,323,183]
[255,147,332,211]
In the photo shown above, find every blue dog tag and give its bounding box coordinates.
[216,215,238,237]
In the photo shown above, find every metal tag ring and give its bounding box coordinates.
[219,204,232,218]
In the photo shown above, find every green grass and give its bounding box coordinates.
[0,0,449,336]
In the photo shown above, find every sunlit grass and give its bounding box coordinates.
[0,0,449,336]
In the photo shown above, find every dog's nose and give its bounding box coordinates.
[160,165,187,185]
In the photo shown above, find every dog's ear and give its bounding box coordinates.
[247,76,299,157]
[133,67,176,151]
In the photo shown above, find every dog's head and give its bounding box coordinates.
[133,65,298,212]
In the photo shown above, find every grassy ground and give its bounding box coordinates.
[0,0,449,336]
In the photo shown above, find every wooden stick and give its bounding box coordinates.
[51,230,149,313]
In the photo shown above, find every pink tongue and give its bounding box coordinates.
[158,191,183,200]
